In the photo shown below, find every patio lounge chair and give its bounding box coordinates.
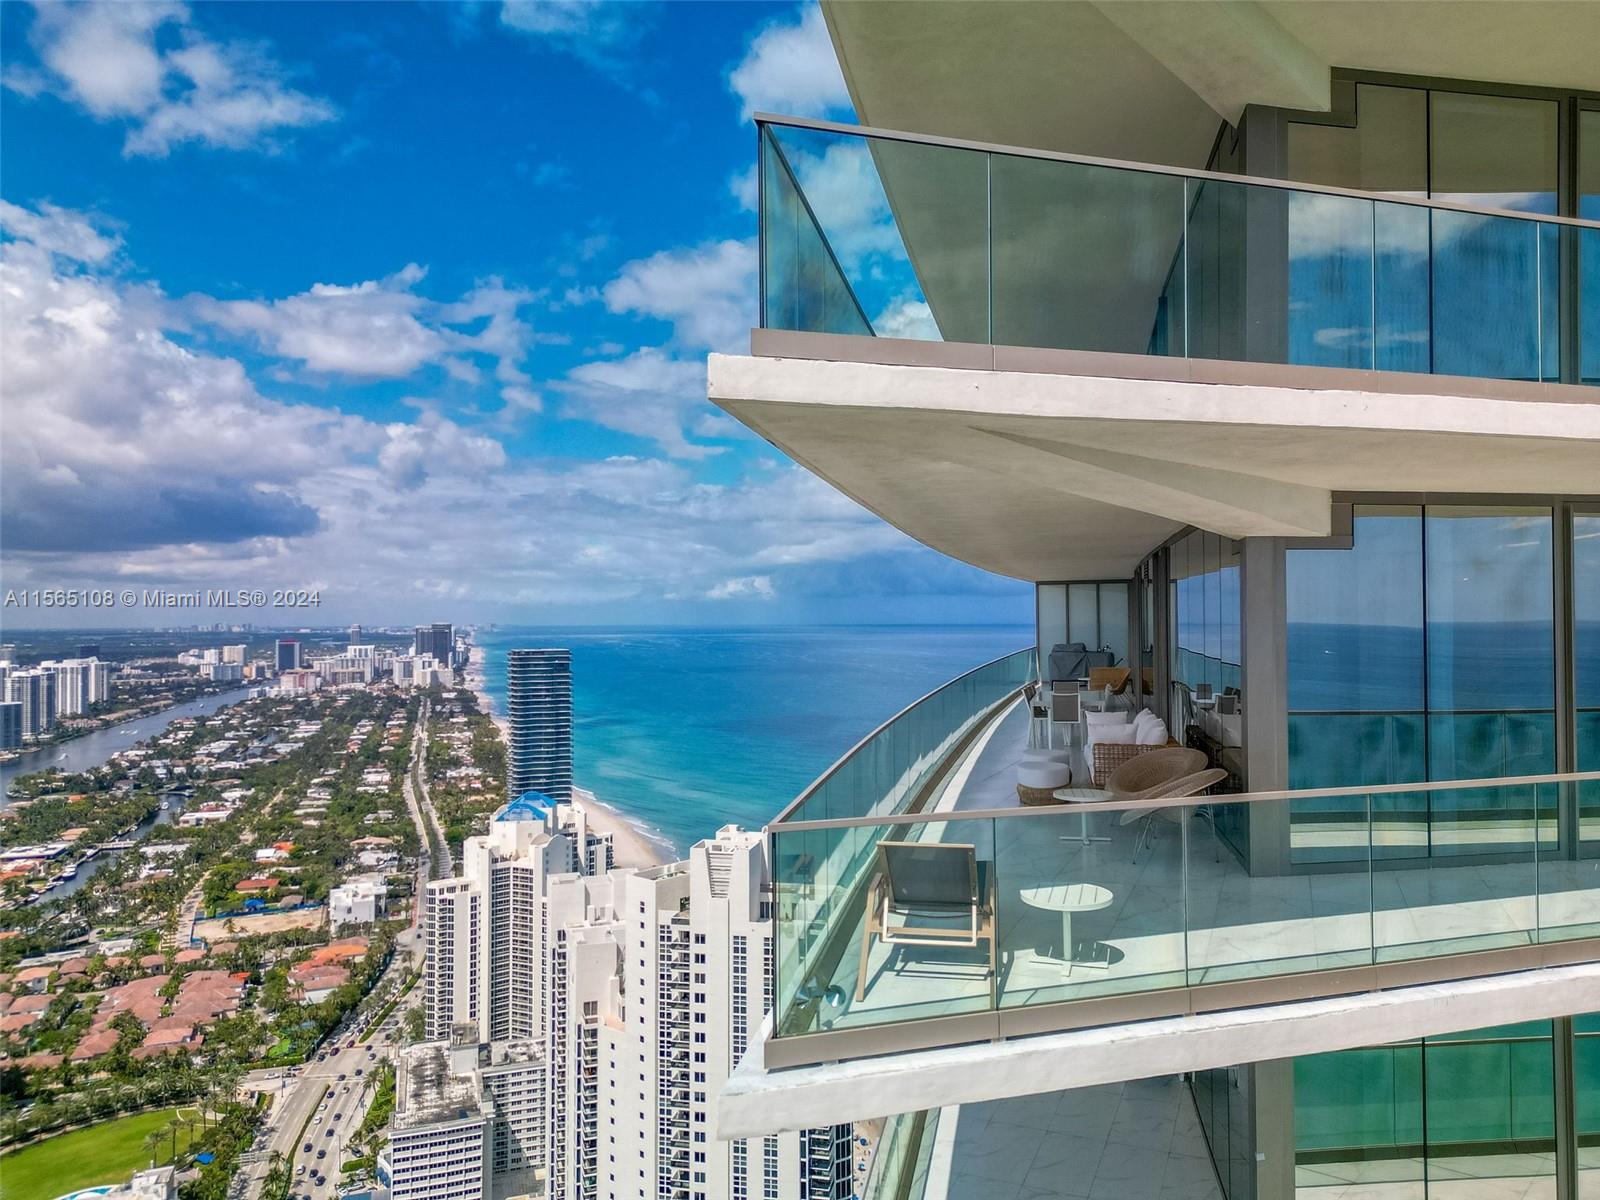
[1119,767,1230,862]
[856,841,996,1002]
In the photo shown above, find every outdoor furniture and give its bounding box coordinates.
[1048,642,1090,683]
[857,841,996,1001]
[1018,757,1072,804]
[1119,768,1230,862]
[1088,666,1132,710]
[1087,709,1180,786]
[1018,883,1115,974]
[1050,786,1111,844]
[1022,682,1051,748]
[1051,748,1202,844]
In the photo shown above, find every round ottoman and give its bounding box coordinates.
[1017,758,1072,805]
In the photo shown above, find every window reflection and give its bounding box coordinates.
[1576,514,1600,850]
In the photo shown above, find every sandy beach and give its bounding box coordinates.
[464,646,669,869]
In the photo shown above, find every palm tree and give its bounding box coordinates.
[164,1114,185,1164]
[143,1128,164,1167]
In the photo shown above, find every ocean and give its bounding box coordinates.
[474,625,1032,854]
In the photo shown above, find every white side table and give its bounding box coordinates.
[1052,786,1111,844]
[1018,882,1114,974]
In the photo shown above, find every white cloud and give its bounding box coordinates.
[728,4,850,122]
[603,238,756,353]
[0,200,964,622]
[190,268,545,408]
[0,199,119,263]
[706,575,775,601]
[10,1,336,157]
[875,296,939,341]
[558,348,724,460]
[729,164,758,212]
[498,0,649,73]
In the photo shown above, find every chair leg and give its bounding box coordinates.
[856,924,875,1003]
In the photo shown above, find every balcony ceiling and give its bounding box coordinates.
[709,344,1600,583]
[823,1,1600,169]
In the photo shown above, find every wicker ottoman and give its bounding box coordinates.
[1017,759,1072,805]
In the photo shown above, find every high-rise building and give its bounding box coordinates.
[414,815,848,1200]
[382,1034,492,1200]
[423,795,613,1043]
[506,649,573,804]
[221,644,247,665]
[76,643,99,659]
[0,702,22,750]
[41,659,97,716]
[0,644,16,662]
[415,623,455,665]
[708,8,1600,1199]
[275,639,301,671]
[4,669,55,739]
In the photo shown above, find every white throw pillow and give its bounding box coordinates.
[1135,717,1169,746]
[1084,709,1129,728]
[1093,724,1139,746]
[1132,709,1162,738]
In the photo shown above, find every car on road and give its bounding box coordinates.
[316,1150,326,1159]
[303,1143,313,1152]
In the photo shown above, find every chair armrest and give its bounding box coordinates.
[1091,741,1165,787]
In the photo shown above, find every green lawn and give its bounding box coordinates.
[0,1108,198,1200]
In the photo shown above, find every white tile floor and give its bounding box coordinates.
[925,1076,1224,1200]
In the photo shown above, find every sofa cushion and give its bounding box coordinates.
[1084,709,1129,728]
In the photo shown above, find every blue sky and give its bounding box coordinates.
[0,0,1031,628]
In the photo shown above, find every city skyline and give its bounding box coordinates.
[0,1,1032,630]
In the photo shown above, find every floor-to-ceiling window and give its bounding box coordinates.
[1577,512,1600,851]
[1286,504,1558,863]
[1168,530,1244,847]
[1296,1017,1600,1198]
[1583,109,1600,385]
[1037,580,1131,677]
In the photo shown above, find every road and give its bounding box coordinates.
[404,699,452,878]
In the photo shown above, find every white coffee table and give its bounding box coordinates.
[1018,882,1114,973]
[1052,786,1111,844]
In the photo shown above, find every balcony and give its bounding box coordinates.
[726,652,1600,1135]
[758,115,1600,387]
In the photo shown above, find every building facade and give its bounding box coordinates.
[506,649,574,804]
[275,639,301,671]
[709,6,1600,1199]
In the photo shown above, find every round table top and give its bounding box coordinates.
[1052,787,1108,805]
[1018,883,1113,913]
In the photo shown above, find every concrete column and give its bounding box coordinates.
[1241,537,1290,877]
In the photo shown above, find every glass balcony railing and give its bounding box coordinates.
[772,647,1036,1009]
[769,768,1600,1062]
[758,116,1600,386]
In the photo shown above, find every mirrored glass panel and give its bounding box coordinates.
[1577,514,1600,853]
[1429,92,1559,215]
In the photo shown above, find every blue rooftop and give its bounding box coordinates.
[495,792,554,822]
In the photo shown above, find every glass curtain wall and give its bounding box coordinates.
[1036,581,1131,676]
[1578,513,1600,852]
[1167,531,1245,849]
[1584,108,1600,386]
[1286,83,1565,381]
[1285,505,1558,864]
[1294,1017,1600,1198]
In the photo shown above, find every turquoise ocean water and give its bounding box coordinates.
[474,626,1031,854]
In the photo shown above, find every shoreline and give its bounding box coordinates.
[463,650,670,870]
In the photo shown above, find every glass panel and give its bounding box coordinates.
[765,124,987,341]
[1429,91,1559,215]
[761,127,873,337]
[1579,1011,1600,1197]
[1423,1023,1555,1193]
[1068,583,1100,651]
[990,155,1185,354]
[1373,202,1432,374]
[1583,113,1600,385]
[1288,189,1375,369]
[1578,515,1600,852]
[1037,583,1067,676]
[1100,582,1130,670]
[1295,1044,1425,1198]
[1186,177,1266,363]
[1288,84,1429,198]
[995,803,1187,1008]
[1430,209,1543,380]
[1424,507,1555,857]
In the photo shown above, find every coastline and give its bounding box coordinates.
[463,650,670,869]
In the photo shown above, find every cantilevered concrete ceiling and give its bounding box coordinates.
[822,1,1600,169]
[709,346,1600,583]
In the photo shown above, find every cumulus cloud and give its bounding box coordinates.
[728,4,850,122]
[602,238,756,354]
[558,348,724,460]
[7,1,336,157]
[0,199,994,622]
[189,267,546,414]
